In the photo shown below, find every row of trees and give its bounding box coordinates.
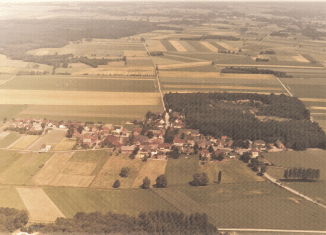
[37,211,221,234]
[284,168,320,181]
[221,67,293,78]
[0,207,29,233]
[79,56,123,68]
[164,93,326,150]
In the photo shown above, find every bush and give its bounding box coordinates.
[113,180,120,188]
[120,167,130,177]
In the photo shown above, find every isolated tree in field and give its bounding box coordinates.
[113,180,120,188]
[284,169,289,179]
[3,117,7,123]
[140,37,145,42]
[142,176,151,189]
[218,171,222,184]
[156,174,167,188]
[120,167,130,177]
[192,172,209,186]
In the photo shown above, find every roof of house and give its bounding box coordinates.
[254,140,266,145]
[121,145,135,151]
[190,130,200,135]
[250,148,259,152]
[221,136,228,140]
[159,143,171,148]
[201,149,210,155]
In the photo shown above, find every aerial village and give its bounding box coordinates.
[4,110,287,162]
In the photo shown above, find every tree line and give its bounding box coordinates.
[284,168,320,181]
[221,67,293,78]
[0,207,29,233]
[79,56,123,68]
[179,35,240,41]
[36,211,221,234]
[164,92,326,150]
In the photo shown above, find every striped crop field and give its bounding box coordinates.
[169,41,187,52]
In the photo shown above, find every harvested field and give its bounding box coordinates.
[220,73,275,80]
[16,187,65,222]
[10,135,39,149]
[310,106,326,110]
[293,54,310,63]
[28,129,66,151]
[0,90,161,106]
[150,34,171,40]
[300,98,326,102]
[31,153,72,185]
[131,160,167,188]
[158,61,211,70]
[0,132,10,138]
[62,162,97,176]
[152,57,183,65]
[127,56,150,60]
[169,41,187,52]
[73,68,155,76]
[91,154,143,189]
[178,41,197,52]
[53,138,76,151]
[160,40,177,51]
[216,42,238,51]
[276,56,297,62]
[0,132,22,148]
[123,50,147,57]
[162,84,283,91]
[200,41,219,52]
[49,174,95,187]
[146,40,167,51]
[160,71,219,78]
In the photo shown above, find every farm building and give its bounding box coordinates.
[121,145,135,155]
[40,144,51,152]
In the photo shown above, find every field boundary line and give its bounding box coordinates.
[6,134,25,149]
[0,76,16,86]
[264,173,326,210]
[274,76,293,97]
[219,228,326,233]
[143,42,166,112]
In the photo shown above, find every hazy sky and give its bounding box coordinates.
[2,0,324,2]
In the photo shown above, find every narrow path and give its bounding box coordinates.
[274,76,293,97]
[6,134,25,149]
[264,173,326,210]
[143,42,166,112]
[0,76,16,85]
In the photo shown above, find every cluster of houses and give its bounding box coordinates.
[7,118,47,134]
[4,112,287,161]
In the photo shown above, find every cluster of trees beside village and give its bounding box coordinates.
[35,211,221,234]
[0,207,29,233]
[164,92,326,150]
[259,50,276,54]
[179,35,240,41]
[79,56,125,68]
[220,67,293,78]
[283,168,320,181]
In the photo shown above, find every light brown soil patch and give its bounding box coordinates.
[200,41,219,52]
[16,187,65,222]
[158,61,211,70]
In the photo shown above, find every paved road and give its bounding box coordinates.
[264,173,326,210]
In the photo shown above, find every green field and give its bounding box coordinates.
[0,186,26,210]
[0,151,53,184]
[0,104,28,120]
[178,182,326,230]
[0,132,22,148]
[43,187,180,218]
[0,76,157,92]
[185,41,212,52]
[17,105,163,124]
[68,150,111,176]
[264,150,326,180]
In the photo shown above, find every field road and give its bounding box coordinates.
[264,173,326,210]
[0,76,16,86]
[143,41,166,112]
[275,76,293,97]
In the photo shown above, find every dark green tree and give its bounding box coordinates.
[113,180,120,188]
[142,176,151,189]
[120,167,130,177]
[284,169,289,179]
[156,174,167,188]
[218,171,222,184]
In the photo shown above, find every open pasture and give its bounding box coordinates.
[10,135,39,149]
[285,84,326,99]
[29,129,66,151]
[178,183,326,230]
[264,150,326,181]
[285,182,326,204]
[18,105,163,124]
[169,41,187,52]
[49,174,95,188]
[160,71,219,78]
[0,186,26,210]
[0,132,22,148]
[200,41,219,52]
[17,187,65,222]
[131,159,167,188]
[0,75,157,92]
[53,138,76,151]
[43,187,179,218]
[158,61,211,70]
[0,90,161,106]
[0,151,52,185]
[30,153,72,185]
[91,154,143,189]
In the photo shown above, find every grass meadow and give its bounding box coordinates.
[43,187,180,218]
